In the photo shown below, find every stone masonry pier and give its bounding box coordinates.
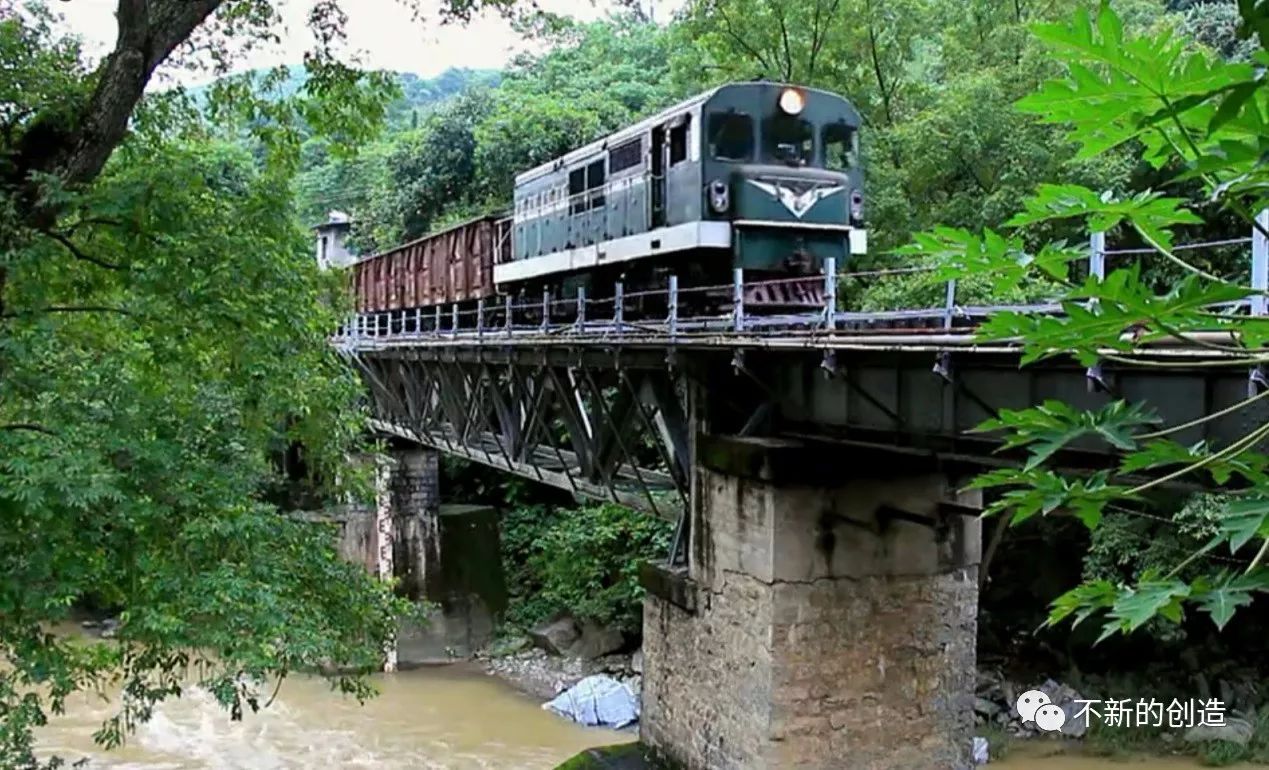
[320,447,506,666]
[641,435,981,770]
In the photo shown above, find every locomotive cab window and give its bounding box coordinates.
[764,115,813,165]
[669,120,689,165]
[708,112,753,161]
[587,160,606,208]
[569,168,586,214]
[823,123,858,170]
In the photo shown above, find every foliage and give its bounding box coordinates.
[293,68,501,234]
[676,0,1149,266]
[502,502,672,634]
[1181,0,1261,61]
[912,2,1269,639]
[0,3,473,766]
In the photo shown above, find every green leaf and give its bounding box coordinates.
[1046,579,1117,629]
[1098,575,1191,642]
[1218,496,1269,552]
[974,399,1157,469]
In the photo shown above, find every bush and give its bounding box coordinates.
[502,502,672,635]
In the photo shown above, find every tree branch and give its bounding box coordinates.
[954,151,993,195]
[42,230,127,271]
[712,1,776,75]
[771,0,794,81]
[807,0,841,83]
[0,423,58,436]
[6,0,225,221]
[864,0,894,127]
[1,305,132,319]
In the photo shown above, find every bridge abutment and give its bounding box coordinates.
[641,436,980,770]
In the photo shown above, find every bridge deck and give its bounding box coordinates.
[341,261,1263,519]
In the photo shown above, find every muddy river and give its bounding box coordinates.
[35,664,1269,769]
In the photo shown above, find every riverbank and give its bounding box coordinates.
[479,643,641,702]
[475,636,1269,769]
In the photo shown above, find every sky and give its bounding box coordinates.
[50,0,630,85]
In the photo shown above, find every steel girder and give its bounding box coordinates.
[351,349,691,520]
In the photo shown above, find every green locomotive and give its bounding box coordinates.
[496,81,866,308]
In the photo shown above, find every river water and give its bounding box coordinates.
[37,663,1268,770]
[38,664,629,769]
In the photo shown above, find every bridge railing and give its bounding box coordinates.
[336,212,1269,347]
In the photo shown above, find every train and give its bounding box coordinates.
[340,81,866,323]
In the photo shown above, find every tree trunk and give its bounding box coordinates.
[5,0,224,223]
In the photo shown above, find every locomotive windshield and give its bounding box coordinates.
[763,114,813,165]
[823,123,858,170]
[708,112,754,161]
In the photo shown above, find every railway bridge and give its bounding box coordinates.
[333,240,1266,769]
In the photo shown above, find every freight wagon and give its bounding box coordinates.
[351,215,510,315]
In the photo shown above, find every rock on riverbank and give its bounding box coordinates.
[481,642,642,702]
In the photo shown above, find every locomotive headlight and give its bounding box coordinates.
[709,179,730,213]
[778,88,805,115]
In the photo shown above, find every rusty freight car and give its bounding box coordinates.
[352,214,510,314]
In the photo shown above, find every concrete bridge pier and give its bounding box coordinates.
[641,435,981,770]
[374,445,507,663]
[383,446,441,601]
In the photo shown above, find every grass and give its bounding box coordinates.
[1052,709,1269,767]
[978,723,1017,762]
[1197,710,1269,767]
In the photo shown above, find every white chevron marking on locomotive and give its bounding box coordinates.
[746,180,844,219]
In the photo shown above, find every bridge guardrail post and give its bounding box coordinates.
[451,304,458,339]
[1089,231,1106,282]
[1088,231,1106,317]
[733,268,745,332]
[823,257,836,330]
[944,279,957,331]
[505,295,513,337]
[1252,209,1268,316]
[615,280,624,335]
[414,307,422,337]
[541,287,550,333]
[477,298,485,342]
[668,275,678,338]
[434,305,441,338]
[576,287,586,333]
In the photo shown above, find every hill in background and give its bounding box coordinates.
[187,65,500,130]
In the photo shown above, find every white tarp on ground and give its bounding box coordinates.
[543,675,640,728]
[973,736,990,765]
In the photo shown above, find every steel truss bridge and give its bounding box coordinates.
[341,222,1269,552]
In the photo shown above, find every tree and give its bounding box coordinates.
[0,1,514,766]
[912,1,1269,638]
